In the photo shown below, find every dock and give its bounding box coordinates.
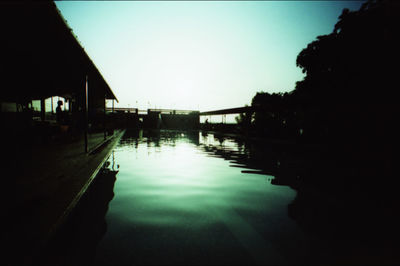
[5,130,125,265]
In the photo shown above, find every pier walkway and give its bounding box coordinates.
[5,129,125,265]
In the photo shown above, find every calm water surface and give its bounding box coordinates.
[47,130,318,265]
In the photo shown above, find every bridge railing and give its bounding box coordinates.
[106,107,139,113]
[148,109,199,115]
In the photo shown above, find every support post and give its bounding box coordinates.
[84,75,89,153]
[104,94,106,140]
[40,98,45,121]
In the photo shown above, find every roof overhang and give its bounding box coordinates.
[0,2,118,103]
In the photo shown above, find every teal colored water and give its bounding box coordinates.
[44,130,330,265]
[40,130,400,265]
[91,130,308,265]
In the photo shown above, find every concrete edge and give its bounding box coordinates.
[87,134,113,155]
[46,129,125,241]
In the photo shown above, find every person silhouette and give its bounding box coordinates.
[56,100,64,124]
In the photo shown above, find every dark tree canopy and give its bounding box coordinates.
[295,0,399,105]
[239,0,400,238]
[246,0,399,155]
[291,0,400,145]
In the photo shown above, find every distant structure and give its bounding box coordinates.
[106,108,200,130]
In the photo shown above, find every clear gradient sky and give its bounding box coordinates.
[55,1,364,112]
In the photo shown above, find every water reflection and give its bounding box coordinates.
[198,132,300,186]
[39,155,119,265]
[92,130,306,265]
[39,130,400,264]
[199,133,277,174]
[121,129,200,148]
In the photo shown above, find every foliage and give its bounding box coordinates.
[296,0,398,103]
[294,0,399,142]
[247,0,399,145]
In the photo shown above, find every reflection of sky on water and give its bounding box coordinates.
[95,130,305,265]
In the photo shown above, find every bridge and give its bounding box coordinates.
[199,106,257,124]
[199,106,254,116]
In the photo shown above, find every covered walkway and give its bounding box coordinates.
[0,2,122,264]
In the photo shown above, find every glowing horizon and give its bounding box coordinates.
[55,1,364,112]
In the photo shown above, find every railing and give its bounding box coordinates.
[107,106,256,116]
[106,107,199,115]
[148,109,199,115]
[106,107,139,113]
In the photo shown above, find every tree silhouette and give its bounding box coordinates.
[248,91,298,138]
[234,104,252,132]
[294,0,398,144]
[246,0,398,188]
[291,0,400,192]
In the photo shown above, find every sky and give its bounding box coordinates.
[55,1,364,112]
